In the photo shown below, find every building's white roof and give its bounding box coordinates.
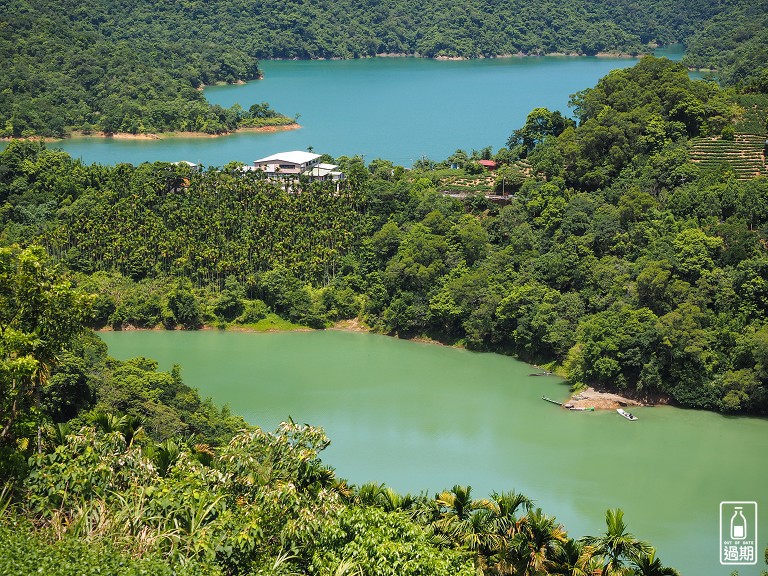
[316,163,338,170]
[306,167,333,176]
[255,151,321,165]
[306,166,345,179]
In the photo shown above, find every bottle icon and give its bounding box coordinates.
[731,507,747,540]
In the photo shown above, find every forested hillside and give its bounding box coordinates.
[2,58,767,416]
[0,0,760,137]
[0,0,291,137]
[684,0,768,90]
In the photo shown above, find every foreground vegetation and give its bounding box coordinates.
[1,424,680,576]
[0,245,686,575]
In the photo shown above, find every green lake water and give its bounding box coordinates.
[100,330,768,576]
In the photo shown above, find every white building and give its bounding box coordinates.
[251,151,345,183]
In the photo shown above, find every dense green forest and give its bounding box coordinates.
[0,0,293,137]
[2,58,768,417]
[0,0,762,137]
[683,0,768,90]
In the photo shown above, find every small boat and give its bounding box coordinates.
[570,406,594,412]
[542,396,562,406]
[617,408,638,421]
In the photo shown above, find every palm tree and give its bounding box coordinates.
[121,415,145,447]
[92,412,144,447]
[378,486,415,513]
[510,508,567,576]
[580,509,653,575]
[488,490,534,539]
[459,508,499,553]
[436,485,484,525]
[433,485,498,570]
[483,490,535,575]
[151,438,180,477]
[356,482,386,506]
[93,411,126,434]
[412,493,442,525]
[331,478,354,502]
[548,538,600,576]
[49,422,71,446]
[631,550,680,576]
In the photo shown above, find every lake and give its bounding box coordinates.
[100,329,768,576]
[48,52,682,166]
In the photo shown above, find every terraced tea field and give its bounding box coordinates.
[689,134,767,179]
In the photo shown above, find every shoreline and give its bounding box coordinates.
[73,124,303,140]
[97,322,665,410]
[270,50,651,62]
[99,318,367,335]
[1,123,301,144]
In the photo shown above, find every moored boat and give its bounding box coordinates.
[617,408,638,421]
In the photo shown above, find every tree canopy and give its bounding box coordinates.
[0,245,91,447]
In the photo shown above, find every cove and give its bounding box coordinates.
[52,56,646,166]
[99,329,768,576]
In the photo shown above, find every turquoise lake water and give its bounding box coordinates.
[4,46,704,167]
[50,55,649,166]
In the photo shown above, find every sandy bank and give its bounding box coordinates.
[74,124,302,140]
[235,124,301,134]
[567,386,667,410]
[330,318,371,332]
[2,124,301,144]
